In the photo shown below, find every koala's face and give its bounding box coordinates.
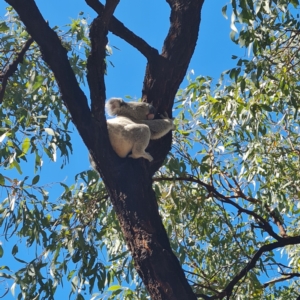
[106,98,156,120]
[122,102,156,120]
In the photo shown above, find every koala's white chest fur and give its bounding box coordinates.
[107,117,149,158]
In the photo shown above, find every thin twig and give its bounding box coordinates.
[263,272,300,288]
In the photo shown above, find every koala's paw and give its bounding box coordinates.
[159,112,172,119]
[160,112,175,130]
[129,152,153,162]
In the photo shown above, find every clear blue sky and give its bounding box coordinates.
[0,1,244,298]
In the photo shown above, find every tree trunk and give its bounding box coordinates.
[104,159,197,299]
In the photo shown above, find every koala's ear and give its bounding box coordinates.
[106,98,123,116]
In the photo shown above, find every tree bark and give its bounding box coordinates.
[5,0,204,299]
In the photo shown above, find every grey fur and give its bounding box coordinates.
[106,98,174,161]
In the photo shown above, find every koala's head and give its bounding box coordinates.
[106,98,156,120]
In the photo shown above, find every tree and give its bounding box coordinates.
[0,0,300,299]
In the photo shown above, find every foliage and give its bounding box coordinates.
[0,0,300,299]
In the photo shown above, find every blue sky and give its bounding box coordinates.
[29,0,241,99]
[0,1,245,298]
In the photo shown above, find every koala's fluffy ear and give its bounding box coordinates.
[106,98,124,116]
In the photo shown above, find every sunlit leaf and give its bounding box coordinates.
[44,128,55,136]
[108,285,122,291]
[21,137,30,154]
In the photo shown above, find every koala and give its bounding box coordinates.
[105,98,175,162]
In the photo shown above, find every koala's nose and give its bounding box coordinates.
[149,105,156,115]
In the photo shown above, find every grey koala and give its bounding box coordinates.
[105,98,175,162]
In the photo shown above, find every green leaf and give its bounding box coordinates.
[222,5,228,19]
[31,175,40,185]
[0,245,3,258]
[108,285,122,291]
[260,104,272,112]
[12,160,22,175]
[76,294,84,300]
[0,272,12,279]
[12,245,18,256]
[291,0,299,8]
[13,256,27,264]
[31,75,44,92]
[0,174,5,186]
[0,22,9,32]
[67,270,76,281]
[10,282,16,297]
[71,276,78,292]
[240,78,246,93]
[21,137,30,154]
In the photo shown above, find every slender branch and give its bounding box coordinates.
[189,280,220,294]
[222,237,300,297]
[263,272,300,288]
[0,37,34,103]
[266,262,292,270]
[85,0,159,61]
[0,287,9,299]
[268,208,287,238]
[153,176,282,241]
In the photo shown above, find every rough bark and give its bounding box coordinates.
[5,0,204,299]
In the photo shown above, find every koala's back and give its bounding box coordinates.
[107,116,151,158]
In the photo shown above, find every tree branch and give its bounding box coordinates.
[263,272,300,288]
[87,0,120,121]
[227,173,288,238]
[0,36,34,103]
[85,0,159,61]
[194,238,300,299]
[222,237,300,298]
[153,176,282,241]
[144,0,205,174]
[86,0,121,174]
[154,175,300,297]
[144,0,204,109]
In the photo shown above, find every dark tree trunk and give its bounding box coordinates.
[104,160,198,299]
[5,0,205,299]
